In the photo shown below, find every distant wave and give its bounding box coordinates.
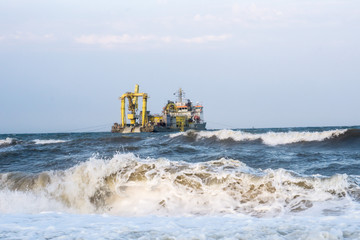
[33,139,69,145]
[170,129,348,146]
[0,138,17,146]
[0,153,358,216]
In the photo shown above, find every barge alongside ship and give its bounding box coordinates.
[111,84,206,133]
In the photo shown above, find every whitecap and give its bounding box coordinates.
[0,153,357,217]
[33,139,68,145]
[0,137,16,146]
[171,129,348,146]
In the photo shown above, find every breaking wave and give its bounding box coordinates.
[170,129,349,146]
[33,139,69,145]
[0,153,358,216]
[0,137,17,146]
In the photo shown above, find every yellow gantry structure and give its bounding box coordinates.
[120,84,148,127]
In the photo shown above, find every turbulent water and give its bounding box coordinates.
[1,126,360,239]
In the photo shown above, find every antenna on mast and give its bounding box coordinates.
[174,88,185,103]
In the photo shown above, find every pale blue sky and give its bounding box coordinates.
[1,0,359,133]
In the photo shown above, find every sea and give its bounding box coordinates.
[1,126,360,239]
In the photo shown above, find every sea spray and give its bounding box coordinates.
[1,153,358,216]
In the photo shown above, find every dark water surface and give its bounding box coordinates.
[1,126,359,176]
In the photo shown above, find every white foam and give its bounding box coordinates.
[171,129,348,146]
[0,153,358,217]
[33,139,68,145]
[0,190,67,214]
[0,137,15,146]
[0,213,359,240]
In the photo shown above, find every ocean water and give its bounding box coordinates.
[1,126,360,239]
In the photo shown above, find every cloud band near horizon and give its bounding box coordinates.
[74,34,232,47]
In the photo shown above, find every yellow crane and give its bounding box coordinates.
[120,84,148,128]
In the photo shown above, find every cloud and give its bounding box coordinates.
[156,0,168,4]
[75,34,157,45]
[0,32,55,42]
[75,34,231,47]
[232,3,283,22]
[180,34,231,44]
[192,4,284,28]
[193,14,223,22]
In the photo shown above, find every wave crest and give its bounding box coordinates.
[170,129,348,146]
[0,153,357,216]
[33,139,69,145]
[0,137,17,146]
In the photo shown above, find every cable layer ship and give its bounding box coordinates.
[111,84,206,133]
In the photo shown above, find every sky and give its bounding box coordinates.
[0,0,359,133]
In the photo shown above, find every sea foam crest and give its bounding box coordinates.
[0,153,357,216]
[171,129,347,146]
[33,139,68,145]
[0,137,16,146]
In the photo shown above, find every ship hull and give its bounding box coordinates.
[111,125,155,133]
[153,123,206,132]
[111,123,206,133]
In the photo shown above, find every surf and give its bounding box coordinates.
[0,137,18,146]
[1,153,359,217]
[32,139,69,145]
[170,129,353,146]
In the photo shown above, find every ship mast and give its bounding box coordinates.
[176,88,185,104]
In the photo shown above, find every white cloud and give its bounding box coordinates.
[193,14,223,22]
[180,34,231,44]
[160,36,173,43]
[0,32,55,42]
[193,4,284,28]
[75,34,231,47]
[157,0,167,4]
[232,3,283,22]
[75,34,157,45]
